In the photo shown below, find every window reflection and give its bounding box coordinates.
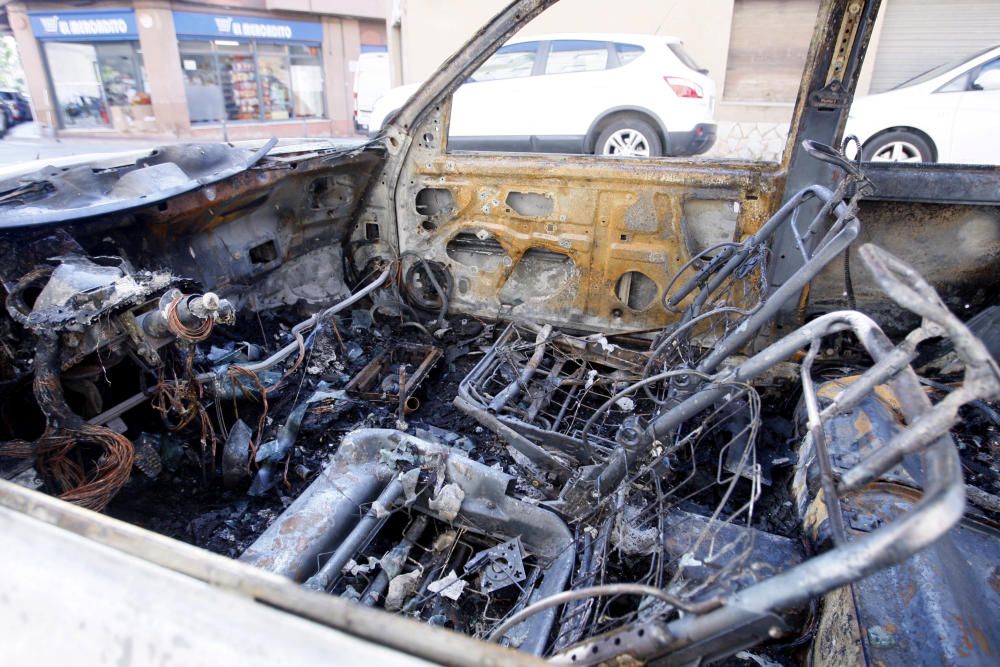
[473,43,538,82]
[291,45,324,118]
[544,41,608,75]
[45,41,146,130]
[258,44,292,120]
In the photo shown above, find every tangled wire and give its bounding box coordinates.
[165,294,215,342]
[0,336,134,511]
[153,348,217,467]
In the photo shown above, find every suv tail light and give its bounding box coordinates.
[664,76,703,99]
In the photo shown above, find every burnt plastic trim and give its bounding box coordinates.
[0,138,295,229]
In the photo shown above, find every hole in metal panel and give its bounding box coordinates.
[615,271,658,311]
[505,191,554,217]
[499,247,575,304]
[249,240,278,265]
[446,231,508,272]
[682,199,739,258]
[415,187,455,217]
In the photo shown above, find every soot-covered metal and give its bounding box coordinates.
[0,2,999,666]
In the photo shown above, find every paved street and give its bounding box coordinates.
[0,122,181,164]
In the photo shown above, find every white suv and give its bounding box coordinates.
[369,33,717,158]
[846,45,1000,164]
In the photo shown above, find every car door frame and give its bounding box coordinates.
[358,0,998,337]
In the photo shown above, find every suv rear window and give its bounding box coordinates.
[615,43,645,66]
[545,40,609,75]
[668,42,703,72]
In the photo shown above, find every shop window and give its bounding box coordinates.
[179,40,324,124]
[216,41,259,121]
[181,50,223,123]
[97,43,145,107]
[258,44,292,120]
[45,40,146,130]
[290,45,324,118]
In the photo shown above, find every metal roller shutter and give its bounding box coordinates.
[870,0,1000,93]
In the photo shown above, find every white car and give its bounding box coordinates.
[369,33,717,157]
[846,45,1000,164]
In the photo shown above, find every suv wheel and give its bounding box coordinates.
[597,117,662,158]
[862,130,933,163]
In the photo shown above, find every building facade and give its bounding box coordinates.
[2,0,386,140]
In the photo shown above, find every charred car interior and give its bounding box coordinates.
[1,1,999,665]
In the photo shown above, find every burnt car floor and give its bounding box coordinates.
[1,1,1000,666]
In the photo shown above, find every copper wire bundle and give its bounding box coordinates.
[0,426,134,512]
[226,364,269,465]
[0,341,135,512]
[153,349,217,465]
[165,294,215,342]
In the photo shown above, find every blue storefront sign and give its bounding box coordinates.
[29,10,138,41]
[172,11,322,43]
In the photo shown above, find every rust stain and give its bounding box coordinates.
[972,624,992,657]
[952,614,992,658]
[898,578,918,606]
[853,410,873,437]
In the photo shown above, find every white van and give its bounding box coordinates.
[353,50,391,132]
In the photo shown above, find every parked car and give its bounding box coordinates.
[369,33,717,157]
[0,89,32,124]
[353,50,391,132]
[846,45,1000,164]
[0,105,8,138]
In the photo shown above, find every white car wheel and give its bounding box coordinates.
[862,131,934,163]
[596,117,663,158]
[870,140,923,162]
[602,128,652,157]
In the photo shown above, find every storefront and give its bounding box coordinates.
[7,1,388,140]
[172,11,325,125]
[29,9,152,131]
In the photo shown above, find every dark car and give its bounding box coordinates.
[0,90,32,124]
[0,102,10,138]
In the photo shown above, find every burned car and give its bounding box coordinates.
[1,1,999,665]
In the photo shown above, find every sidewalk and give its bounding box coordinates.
[0,122,193,165]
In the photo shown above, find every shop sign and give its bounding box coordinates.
[172,11,322,43]
[29,10,138,41]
